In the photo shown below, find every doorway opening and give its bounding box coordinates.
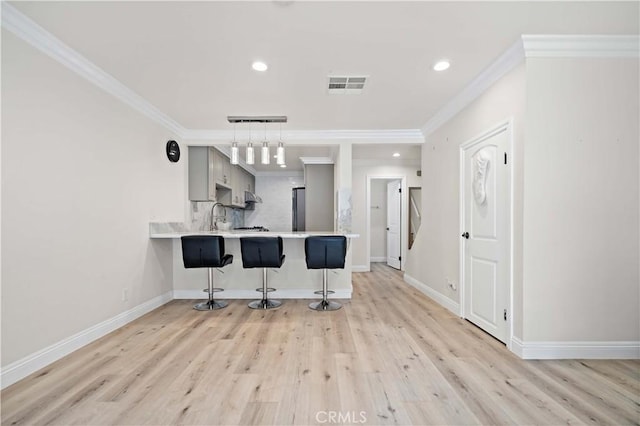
[366,175,407,271]
[408,187,422,249]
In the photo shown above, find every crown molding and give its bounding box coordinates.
[522,35,640,58]
[2,1,185,136]
[422,38,525,137]
[1,2,187,137]
[2,1,424,145]
[299,157,334,165]
[422,34,640,137]
[2,3,423,144]
[9,8,634,145]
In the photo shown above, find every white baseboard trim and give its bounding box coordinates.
[403,273,460,316]
[1,291,173,390]
[370,257,386,263]
[352,265,370,273]
[511,337,640,360]
[173,288,352,300]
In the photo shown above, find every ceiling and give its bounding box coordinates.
[10,1,638,134]
[6,2,637,172]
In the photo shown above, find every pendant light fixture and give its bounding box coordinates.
[261,122,270,165]
[246,142,255,165]
[276,123,285,165]
[230,123,239,165]
[246,124,255,165]
[261,142,270,165]
[226,116,286,167]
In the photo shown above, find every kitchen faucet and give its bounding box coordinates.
[210,202,226,231]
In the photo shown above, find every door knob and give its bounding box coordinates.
[461,232,469,239]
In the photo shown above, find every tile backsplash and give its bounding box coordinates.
[244,173,304,231]
[190,201,244,231]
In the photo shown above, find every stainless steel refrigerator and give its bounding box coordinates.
[292,187,305,231]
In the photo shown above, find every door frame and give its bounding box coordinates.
[459,118,514,350]
[366,175,407,272]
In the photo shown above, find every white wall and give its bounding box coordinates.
[369,179,391,260]
[522,57,639,342]
[408,55,640,347]
[1,32,184,366]
[304,164,335,232]
[352,162,421,270]
[334,143,353,232]
[244,173,304,232]
[404,63,527,337]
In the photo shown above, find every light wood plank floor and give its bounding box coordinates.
[2,264,639,425]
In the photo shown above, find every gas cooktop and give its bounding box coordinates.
[233,226,269,232]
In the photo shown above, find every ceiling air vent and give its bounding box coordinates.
[327,75,368,95]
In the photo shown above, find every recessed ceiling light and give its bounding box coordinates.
[280,164,287,168]
[252,61,268,72]
[433,60,450,71]
[393,152,401,157]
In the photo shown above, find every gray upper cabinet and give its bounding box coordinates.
[230,165,245,207]
[212,148,231,188]
[188,146,216,201]
[246,170,255,194]
[188,146,231,202]
[188,146,255,206]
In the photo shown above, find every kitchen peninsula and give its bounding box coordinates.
[150,224,359,299]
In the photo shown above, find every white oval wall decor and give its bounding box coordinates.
[473,149,490,205]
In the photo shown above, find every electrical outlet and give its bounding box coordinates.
[122,288,129,302]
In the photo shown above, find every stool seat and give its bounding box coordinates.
[240,237,285,268]
[182,236,233,268]
[305,236,346,311]
[241,237,285,310]
[181,235,233,311]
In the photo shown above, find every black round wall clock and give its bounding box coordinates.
[166,140,180,162]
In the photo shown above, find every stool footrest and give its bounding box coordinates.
[313,290,335,295]
[203,288,224,293]
[256,287,276,293]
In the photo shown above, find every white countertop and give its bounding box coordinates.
[149,222,358,239]
[150,230,359,239]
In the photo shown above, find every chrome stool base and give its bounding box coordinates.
[248,299,282,310]
[309,300,342,311]
[194,299,228,311]
[247,299,282,309]
[309,269,341,312]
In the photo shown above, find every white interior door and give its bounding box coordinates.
[462,126,510,343]
[387,180,401,269]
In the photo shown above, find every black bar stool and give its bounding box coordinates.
[305,236,347,311]
[240,237,285,310]
[181,235,233,311]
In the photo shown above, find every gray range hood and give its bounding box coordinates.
[244,191,262,210]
